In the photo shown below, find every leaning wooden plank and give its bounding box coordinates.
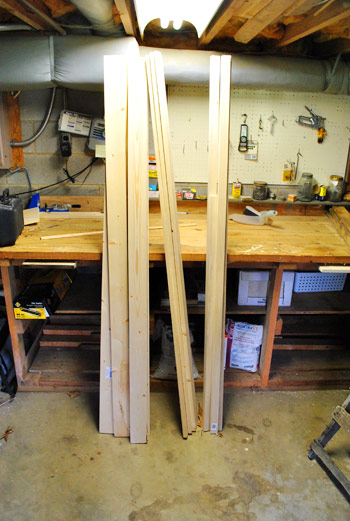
[203,55,221,433]
[104,55,129,437]
[99,200,113,434]
[128,57,150,444]
[152,52,198,434]
[146,54,189,437]
[146,52,197,437]
[203,55,231,434]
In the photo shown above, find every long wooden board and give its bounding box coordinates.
[128,57,150,444]
[203,55,231,434]
[104,55,129,437]
[146,52,197,437]
[99,202,113,434]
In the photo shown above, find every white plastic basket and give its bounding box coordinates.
[293,272,347,293]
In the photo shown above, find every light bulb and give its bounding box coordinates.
[173,19,183,30]
[160,18,169,29]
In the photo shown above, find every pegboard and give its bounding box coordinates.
[167,85,350,185]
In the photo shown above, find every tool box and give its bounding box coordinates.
[0,189,23,247]
[13,270,72,319]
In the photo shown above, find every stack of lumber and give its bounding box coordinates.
[203,55,232,434]
[100,55,149,443]
[146,52,197,438]
[100,51,197,441]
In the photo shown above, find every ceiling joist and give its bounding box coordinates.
[114,0,137,36]
[278,1,350,47]
[18,0,66,34]
[0,0,50,30]
[198,0,248,47]
[233,0,300,44]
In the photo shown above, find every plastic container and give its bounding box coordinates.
[293,272,347,293]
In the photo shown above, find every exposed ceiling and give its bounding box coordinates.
[1,0,350,58]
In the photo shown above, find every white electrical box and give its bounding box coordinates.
[237,270,294,306]
[58,110,92,136]
[88,118,105,150]
[0,95,12,169]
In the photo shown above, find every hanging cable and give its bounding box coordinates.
[11,88,57,148]
[11,158,98,197]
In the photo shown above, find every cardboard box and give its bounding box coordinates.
[14,270,72,319]
[237,270,294,307]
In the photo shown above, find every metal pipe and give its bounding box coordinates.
[10,87,57,147]
[7,166,32,193]
[70,0,121,36]
[0,24,33,31]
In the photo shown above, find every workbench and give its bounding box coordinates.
[1,198,350,392]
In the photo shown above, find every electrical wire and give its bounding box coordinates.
[11,158,98,197]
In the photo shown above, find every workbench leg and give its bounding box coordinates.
[259,267,284,387]
[1,265,27,382]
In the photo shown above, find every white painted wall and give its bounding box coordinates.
[168,85,350,186]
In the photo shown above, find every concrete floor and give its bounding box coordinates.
[1,389,350,521]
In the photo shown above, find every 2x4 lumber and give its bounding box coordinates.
[234,0,297,44]
[0,0,50,30]
[278,1,350,47]
[5,93,24,169]
[146,52,197,438]
[99,205,113,434]
[114,0,137,36]
[203,56,231,435]
[259,267,284,386]
[199,0,248,46]
[128,57,150,444]
[103,55,129,437]
[203,55,221,433]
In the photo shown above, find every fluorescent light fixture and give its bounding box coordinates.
[134,0,222,37]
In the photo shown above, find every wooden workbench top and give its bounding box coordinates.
[1,209,350,264]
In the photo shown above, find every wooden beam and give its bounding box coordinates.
[0,0,50,30]
[104,55,129,438]
[17,0,66,34]
[5,92,24,169]
[260,267,284,386]
[199,0,247,46]
[278,1,350,47]
[128,57,149,444]
[234,0,296,44]
[114,0,137,36]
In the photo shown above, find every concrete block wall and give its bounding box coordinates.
[0,88,106,204]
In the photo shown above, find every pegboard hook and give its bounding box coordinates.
[241,113,247,124]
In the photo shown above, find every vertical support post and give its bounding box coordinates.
[5,92,24,168]
[260,267,284,386]
[1,265,27,381]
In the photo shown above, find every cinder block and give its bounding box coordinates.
[8,155,65,185]
[35,121,60,154]
[19,88,63,122]
[72,135,87,154]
